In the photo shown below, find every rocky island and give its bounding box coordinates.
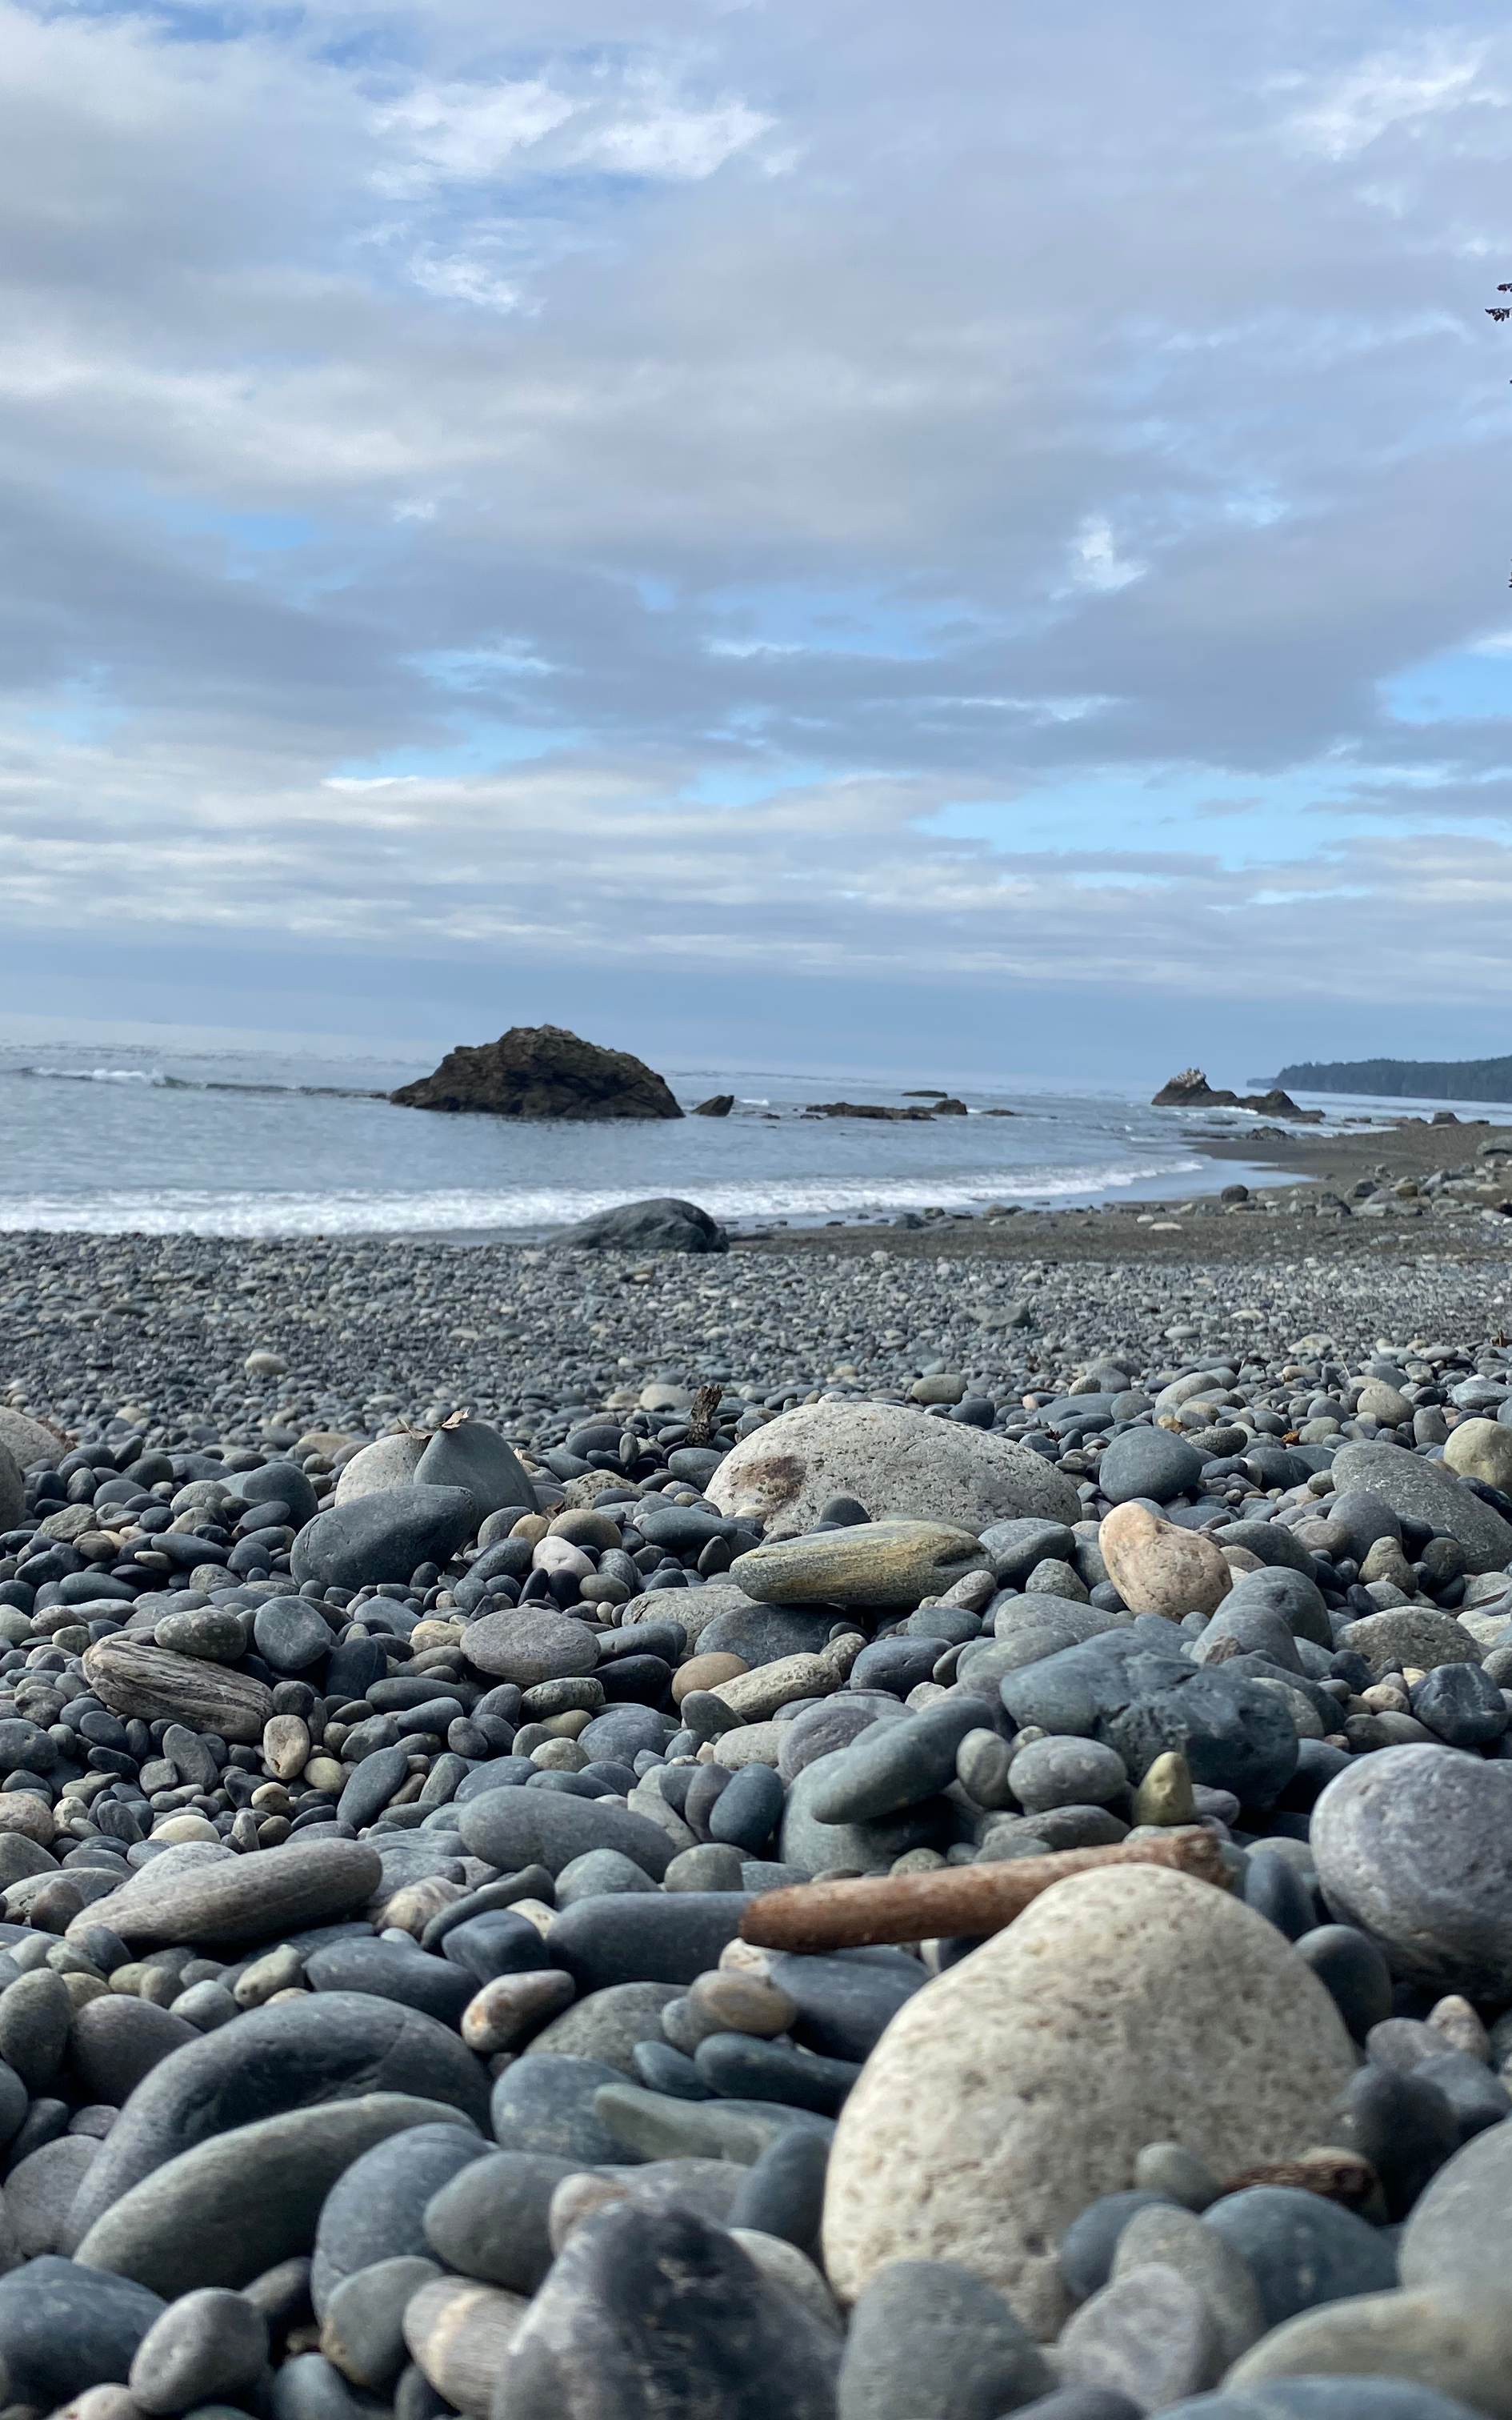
[391,1027,683,1121]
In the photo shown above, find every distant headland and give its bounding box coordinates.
[1269,1055,1512,1104]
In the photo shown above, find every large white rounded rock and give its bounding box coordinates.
[334,1433,428,1505]
[821,1865,1353,2339]
[708,1402,1079,1538]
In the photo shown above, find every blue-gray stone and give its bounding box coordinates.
[837,2258,1051,2419]
[290,1489,476,1593]
[1060,2192,1174,2302]
[546,1894,749,1993]
[1203,2186,1398,2326]
[310,2122,488,2314]
[1412,1662,1509,1746]
[1098,1430,1206,1506]
[1221,1566,1332,1650]
[979,1521,1078,1584]
[414,1424,534,1528]
[243,1462,319,1529]
[707,1765,786,1854]
[304,1941,474,2028]
[779,1750,950,1874]
[490,2055,638,2166]
[337,1745,410,1831]
[0,2256,166,2406]
[65,1993,491,2248]
[806,1699,981,1826]
[1162,2387,1482,2420]
[764,1949,923,2061]
[454,1788,672,1881]
[695,1604,839,1666]
[1293,1925,1393,2041]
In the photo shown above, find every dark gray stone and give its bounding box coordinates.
[695,1603,841,1666]
[693,2034,859,2115]
[441,1910,551,1986]
[422,2150,574,2292]
[777,1698,903,1781]
[68,1996,200,2109]
[311,2120,490,2314]
[0,2254,165,2406]
[290,1488,476,1593]
[305,1941,474,2027]
[1218,1521,1318,1577]
[454,1789,672,1881]
[546,1893,750,1993]
[75,2094,475,2298]
[320,2255,440,2390]
[807,1699,982,1825]
[765,1949,923,2061]
[65,1993,491,2250]
[254,1599,334,1674]
[780,1750,950,1875]
[555,1199,728,1253]
[526,1982,682,2073]
[128,2286,269,2414]
[1313,1745,1512,2000]
[1330,1444,1512,1574]
[0,1968,70,2090]
[979,1520,1078,1584]
[1098,1430,1206,1506]
[337,1745,411,1830]
[493,2204,838,2418]
[838,2258,1051,2419]
[1412,1662,1509,1746]
[1326,2065,1462,2219]
[706,1765,786,1853]
[1293,1926,1394,2041]
[727,2126,829,2257]
[1203,2186,1398,2325]
[1061,2193,1174,2302]
[490,2054,638,2166]
[1220,1566,1332,1651]
[414,1424,535,1527]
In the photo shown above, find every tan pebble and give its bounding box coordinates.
[234,1943,305,2008]
[1098,1502,1233,1620]
[510,1514,550,1546]
[671,1653,750,1704]
[460,1969,575,2053]
[302,1757,346,1793]
[261,1715,310,1781]
[1427,1993,1490,2062]
[506,1898,557,1938]
[1134,1752,1196,1828]
[730,1519,988,1610]
[530,1738,588,1772]
[382,1877,470,1940]
[62,1973,108,2013]
[547,2173,631,2254]
[149,1813,222,1845]
[687,1969,797,2038]
[402,2278,530,2417]
[549,1509,623,1549]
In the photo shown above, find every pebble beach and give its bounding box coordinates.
[5,1158,1512,2420]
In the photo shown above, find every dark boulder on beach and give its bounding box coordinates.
[390,1026,682,1121]
[554,1198,729,1254]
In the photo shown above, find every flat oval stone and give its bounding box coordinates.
[455,1789,671,1881]
[69,1997,199,2105]
[423,2150,576,2293]
[74,2094,475,2297]
[1223,2281,1512,2415]
[460,1611,600,1688]
[837,2258,1051,2418]
[526,1981,682,2073]
[806,1700,982,1826]
[1312,1746,1512,1998]
[490,2055,634,2166]
[154,1607,249,1663]
[306,1941,474,2028]
[709,1400,1079,1536]
[64,1993,492,2250]
[730,1523,988,1610]
[78,1840,382,1952]
[822,1864,1354,2338]
[82,1637,273,1745]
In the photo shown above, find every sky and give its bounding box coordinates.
[2,0,1512,1083]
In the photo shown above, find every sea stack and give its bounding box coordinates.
[390,1024,683,1120]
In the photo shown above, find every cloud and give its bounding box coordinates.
[1,0,1511,1056]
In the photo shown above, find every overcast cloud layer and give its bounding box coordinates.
[2,0,1512,1076]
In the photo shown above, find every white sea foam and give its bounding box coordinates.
[0,1157,1210,1238]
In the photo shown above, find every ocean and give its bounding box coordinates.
[0,1034,1327,1239]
